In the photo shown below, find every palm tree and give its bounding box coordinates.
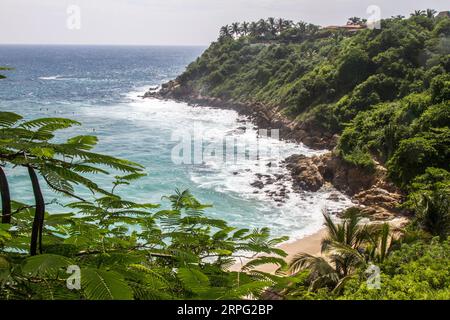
[347,17,362,25]
[231,22,241,38]
[276,18,285,34]
[364,223,402,263]
[320,208,367,252]
[306,24,319,35]
[319,209,369,277]
[284,20,294,30]
[289,253,340,290]
[220,25,232,38]
[267,17,276,35]
[289,210,367,288]
[289,209,400,292]
[296,21,307,33]
[257,19,269,38]
[413,190,450,240]
[411,10,426,17]
[240,22,250,36]
[290,245,365,291]
[426,9,437,18]
[249,22,259,37]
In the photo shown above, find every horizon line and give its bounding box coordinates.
[0,43,210,47]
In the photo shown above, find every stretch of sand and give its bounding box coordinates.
[230,216,409,274]
[230,228,326,274]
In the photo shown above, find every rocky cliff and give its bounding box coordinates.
[285,153,406,220]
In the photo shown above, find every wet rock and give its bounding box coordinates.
[285,155,324,192]
[285,152,406,221]
[327,192,341,202]
[353,187,403,214]
[250,180,264,189]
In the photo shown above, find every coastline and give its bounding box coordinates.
[230,228,327,274]
[142,84,411,273]
[142,83,338,150]
[230,215,410,274]
[143,85,408,223]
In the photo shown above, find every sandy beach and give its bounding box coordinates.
[231,216,409,274]
[231,228,327,274]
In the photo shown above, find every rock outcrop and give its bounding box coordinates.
[285,152,406,220]
[285,155,324,192]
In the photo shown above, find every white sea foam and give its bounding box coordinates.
[81,86,353,241]
[38,75,63,80]
[38,75,91,82]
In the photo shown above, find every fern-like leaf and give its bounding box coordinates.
[0,112,23,127]
[81,268,134,300]
[22,254,73,277]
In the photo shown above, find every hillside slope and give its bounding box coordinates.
[148,14,450,222]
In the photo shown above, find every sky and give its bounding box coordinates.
[0,0,448,46]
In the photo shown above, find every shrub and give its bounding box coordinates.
[430,73,450,103]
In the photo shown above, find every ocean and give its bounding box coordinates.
[0,45,351,240]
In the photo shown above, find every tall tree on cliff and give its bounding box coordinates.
[240,21,250,36]
[231,22,241,38]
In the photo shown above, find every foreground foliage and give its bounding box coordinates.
[339,237,450,300]
[0,112,288,300]
[279,209,450,300]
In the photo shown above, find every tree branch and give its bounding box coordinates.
[0,166,12,224]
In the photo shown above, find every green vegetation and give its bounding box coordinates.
[1,10,449,300]
[338,237,450,300]
[0,111,290,299]
[288,209,401,293]
[0,67,12,80]
[176,13,449,218]
[0,111,448,299]
[177,12,449,188]
[169,11,450,300]
[269,209,449,300]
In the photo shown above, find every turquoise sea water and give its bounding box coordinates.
[0,45,351,239]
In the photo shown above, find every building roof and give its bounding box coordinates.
[437,11,450,18]
[323,24,366,31]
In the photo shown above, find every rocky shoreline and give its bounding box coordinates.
[143,81,409,222]
[143,80,337,149]
[285,154,406,220]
